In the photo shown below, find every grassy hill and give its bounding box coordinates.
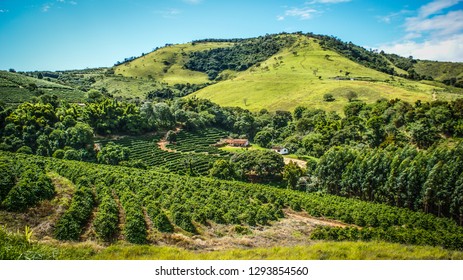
[114,42,235,84]
[0,71,86,103]
[414,60,463,86]
[192,36,462,112]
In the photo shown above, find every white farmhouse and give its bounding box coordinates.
[271,146,289,155]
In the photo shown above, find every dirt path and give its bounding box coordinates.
[157,127,182,152]
[283,157,307,169]
[157,139,176,152]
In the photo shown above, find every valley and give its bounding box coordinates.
[1,32,463,260]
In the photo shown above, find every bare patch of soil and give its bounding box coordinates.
[283,157,307,169]
[150,209,350,251]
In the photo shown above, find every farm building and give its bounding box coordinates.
[225,139,250,147]
[271,146,289,155]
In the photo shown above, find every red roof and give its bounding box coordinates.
[225,139,249,145]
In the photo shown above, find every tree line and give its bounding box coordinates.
[185,34,296,80]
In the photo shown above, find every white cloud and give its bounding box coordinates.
[377,0,463,62]
[156,8,182,19]
[377,10,411,24]
[278,0,349,21]
[379,34,463,62]
[287,8,318,19]
[278,7,318,20]
[42,4,51,12]
[406,10,463,37]
[418,0,462,17]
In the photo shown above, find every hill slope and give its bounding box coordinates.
[192,36,461,112]
[114,42,235,85]
[0,71,86,103]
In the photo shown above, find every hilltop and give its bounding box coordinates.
[192,36,460,112]
[112,33,463,112]
[3,32,462,111]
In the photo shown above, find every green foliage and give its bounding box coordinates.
[209,159,236,180]
[146,203,173,233]
[231,149,285,181]
[323,93,335,102]
[165,130,177,143]
[16,146,33,154]
[54,184,94,241]
[171,204,197,233]
[186,35,295,79]
[345,91,358,102]
[119,190,147,244]
[312,143,463,223]
[0,226,55,260]
[94,190,119,242]
[283,161,304,190]
[3,151,463,250]
[1,168,54,212]
[311,226,463,251]
[97,142,130,165]
[0,162,16,202]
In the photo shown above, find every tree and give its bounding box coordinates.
[254,130,273,148]
[97,142,130,165]
[408,121,439,149]
[283,161,304,190]
[66,122,93,149]
[152,103,175,130]
[345,91,358,102]
[231,150,284,181]
[209,159,236,180]
[86,89,104,102]
[323,93,335,102]
[166,130,177,143]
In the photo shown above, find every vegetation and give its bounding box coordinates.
[312,144,463,223]
[0,71,86,104]
[193,36,461,113]
[1,151,463,252]
[2,32,463,260]
[185,34,295,79]
[54,180,94,241]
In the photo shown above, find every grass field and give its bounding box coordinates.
[91,75,160,99]
[114,42,235,85]
[29,241,463,260]
[192,37,462,113]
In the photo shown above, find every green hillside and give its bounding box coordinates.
[192,36,461,112]
[414,60,463,87]
[0,71,86,103]
[114,42,235,84]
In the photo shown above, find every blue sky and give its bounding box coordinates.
[0,0,462,71]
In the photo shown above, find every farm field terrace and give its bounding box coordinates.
[1,152,463,260]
